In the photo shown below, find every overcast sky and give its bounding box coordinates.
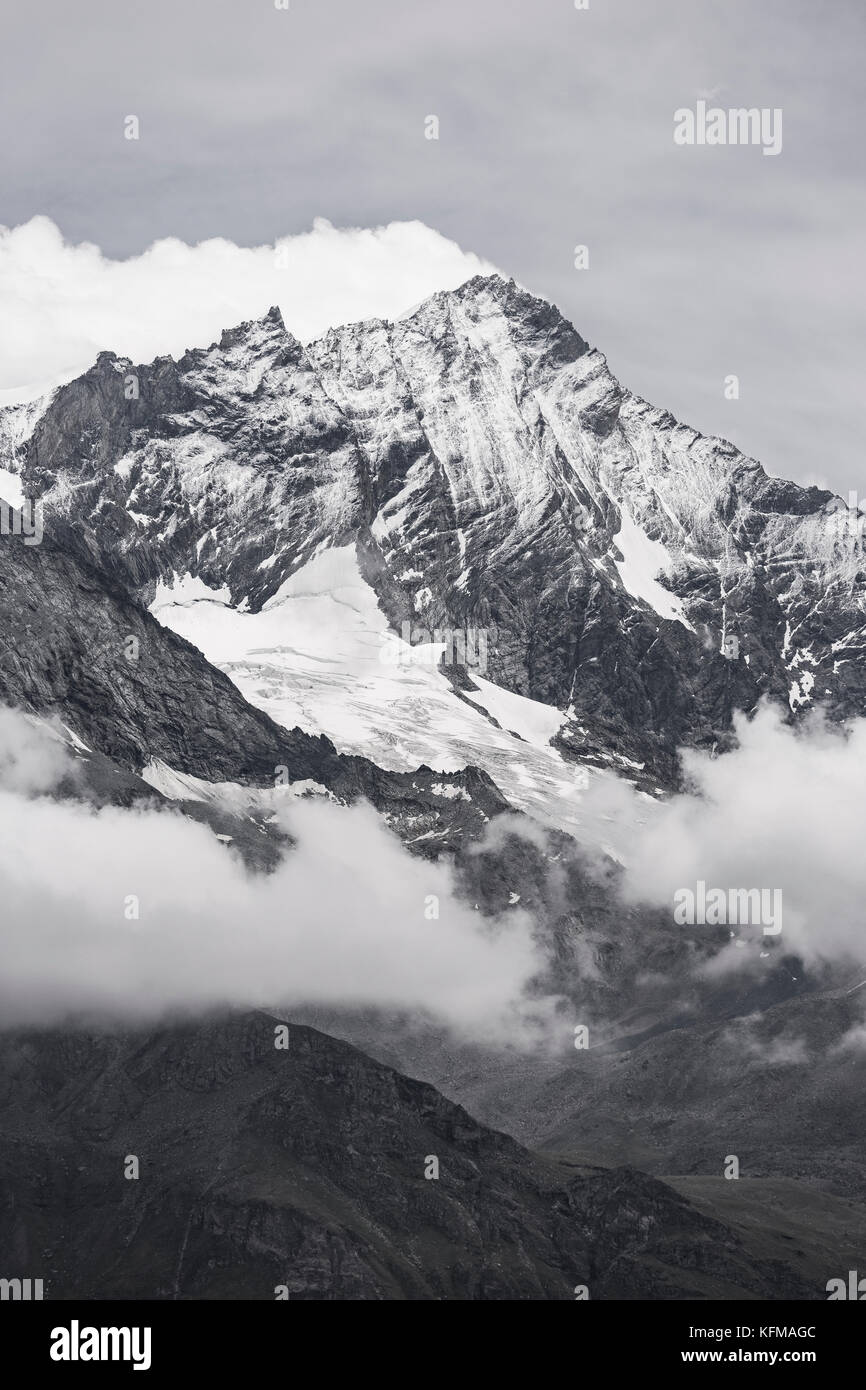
[1,0,863,494]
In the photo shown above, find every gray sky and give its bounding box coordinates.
[1,0,864,493]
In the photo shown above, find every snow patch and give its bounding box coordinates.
[148,543,616,842]
[140,760,334,808]
[150,572,232,614]
[462,675,566,748]
[430,783,470,801]
[612,508,695,632]
[0,468,24,508]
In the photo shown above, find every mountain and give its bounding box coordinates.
[0,273,863,1301]
[0,499,510,861]
[0,1011,831,1300]
[5,274,864,798]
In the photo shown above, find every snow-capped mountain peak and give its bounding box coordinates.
[5,274,864,790]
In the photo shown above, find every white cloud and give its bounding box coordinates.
[6,698,862,1038]
[615,703,866,970]
[835,1020,866,1053]
[0,709,553,1043]
[0,708,74,794]
[0,216,497,402]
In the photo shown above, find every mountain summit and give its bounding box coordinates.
[3,275,862,789]
[0,276,864,1301]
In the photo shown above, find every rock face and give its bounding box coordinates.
[0,522,509,855]
[8,275,865,786]
[0,1013,819,1300]
[0,274,862,1302]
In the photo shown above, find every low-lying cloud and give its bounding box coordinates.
[612,702,866,971]
[0,711,554,1043]
[0,216,497,401]
[4,700,864,1041]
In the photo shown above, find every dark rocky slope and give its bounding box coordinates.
[0,1012,820,1300]
[0,525,507,852]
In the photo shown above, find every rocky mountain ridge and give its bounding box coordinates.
[4,274,863,787]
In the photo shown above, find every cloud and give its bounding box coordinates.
[720,1014,810,1067]
[5,698,862,1040]
[614,702,866,970]
[834,1019,866,1053]
[0,216,497,401]
[0,709,554,1043]
[0,708,75,795]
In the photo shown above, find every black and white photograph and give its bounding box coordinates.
[0,0,864,1361]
